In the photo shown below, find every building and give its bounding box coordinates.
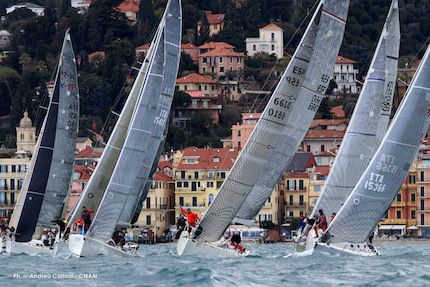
[302,130,345,158]
[0,157,30,217]
[245,23,284,59]
[116,0,139,24]
[308,166,330,211]
[66,165,93,218]
[174,147,239,219]
[16,111,36,155]
[175,73,218,96]
[136,172,175,237]
[256,181,284,226]
[0,30,11,48]
[416,152,430,237]
[308,119,348,132]
[218,79,241,101]
[76,137,93,152]
[6,2,45,16]
[284,153,316,219]
[197,11,225,36]
[333,56,360,94]
[71,0,91,15]
[198,47,245,76]
[231,113,261,149]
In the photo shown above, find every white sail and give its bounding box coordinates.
[310,0,400,220]
[9,30,79,242]
[326,41,430,244]
[86,0,181,242]
[198,0,350,242]
[66,28,158,228]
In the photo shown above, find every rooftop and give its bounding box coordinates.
[336,56,356,64]
[177,147,238,170]
[176,73,216,84]
[305,130,346,139]
[197,11,225,25]
[199,48,244,57]
[261,23,283,31]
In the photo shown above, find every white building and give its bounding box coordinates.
[6,2,45,16]
[245,23,284,59]
[333,56,360,94]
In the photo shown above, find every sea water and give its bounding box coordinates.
[1,242,430,286]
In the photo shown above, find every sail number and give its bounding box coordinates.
[381,81,394,112]
[285,76,300,87]
[273,97,292,109]
[154,109,168,126]
[293,66,305,76]
[308,95,322,111]
[364,172,386,192]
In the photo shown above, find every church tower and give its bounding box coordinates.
[16,110,36,154]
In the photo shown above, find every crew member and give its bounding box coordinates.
[318,209,327,231]
[180,207,200,229]
[82,206,96,232]
[50,217,66,235]
[330,213,336,223]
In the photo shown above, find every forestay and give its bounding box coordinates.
[199,0,350,242]
[87,0,181,242]
[310,0,400,220]
[66,27,156,228]
[327,41,430,243]
[12,30,79,242]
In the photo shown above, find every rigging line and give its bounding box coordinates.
[249,0,320,113]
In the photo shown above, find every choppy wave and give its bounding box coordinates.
[1,242,430,286]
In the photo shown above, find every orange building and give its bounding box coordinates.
[231,113,261,149]
[197,11,225,36]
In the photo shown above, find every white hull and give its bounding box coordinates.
[68,234,135,257]
[177,231,250,257]
[296,229,380,256]
[53,240,70,257]
[0,237,5,251]
[6,239,54,256]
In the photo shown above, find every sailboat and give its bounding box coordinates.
[6,29,79,256]
[297,0,400,256]
[68,0,182,257]
[177,0,350,256]
[313,41,430,256]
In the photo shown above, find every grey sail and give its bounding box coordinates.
[327,41,430,244]
[10,30,78,242]
[87,0,181,242]
[199,0,350,242]
[310,0,400,220]
[66,28,157,227]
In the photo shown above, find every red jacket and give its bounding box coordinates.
[180,207,200,226]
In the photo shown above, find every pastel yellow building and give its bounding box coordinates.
[0,157,30,217]
[308,166,330,212]
[174,147,238,219]
[16,111,36,154]
[255,181,284,225]
[136,172,175,237]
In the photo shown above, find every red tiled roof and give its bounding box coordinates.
[154,172,173,181]
[197,11,225,25]
[177,147,239,170]
[76,147,102,158]
[198,42,235,50]
[336,56,356,64]
[330,105,345,118]
[314,166,330,175]
[88,51,105,62]
[136,43,150,50]
[176,73,216,84]
[309,119,348,129]
[74,165,94,180]
[181,43,198,49]
[199,48,244,57]
[305,130,345,139]
[261,23,283,31]
[284,172,309,179]
[116,0,139,12]
[158,161,172,169]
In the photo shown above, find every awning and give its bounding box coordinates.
[378,224,406,230]
[407,225,419,230]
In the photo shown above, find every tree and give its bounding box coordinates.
[137,0,157,45]
[315,97,333,119]
[190,110,213,136]
[172,90,192,109]
[219,106,241,128]
[0,66,21,102]
[178,52,198,74]
[196,12,210,46]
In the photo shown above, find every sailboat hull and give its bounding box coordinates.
[177,231,250,257]
[296,229,380,256]
[53,240,70,257]
[6,239,54,256]
[68,234,135,257]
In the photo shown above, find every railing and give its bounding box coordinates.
[285,188,307,192]
[284,202,306,208]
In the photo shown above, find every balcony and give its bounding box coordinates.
[285,202,306,209]
[262,202,273,209]
[285,188,307,193]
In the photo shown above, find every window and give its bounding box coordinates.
[0,192,6,205]
[212,85,215,91]
[186,159,196,163]
[11,165,16,172]
[321,145,325,152]
[411,193,416,202]
[181,171,185,179]
[238,130,241,137]
[194,171,199,179]
[213,157,220,162]
[253,45,256,51]
[299,180,304,190]
[10,179,15,190]
[204,85,208,91]
[271,32,275,41]
[220,66,224,73]
[307,145,311,152]
[183,181,189,188]
[317,158,322,164]
[299,195,304,205]
[214,24,218,29]
[10,192,15,205]
[202,67,206,73]
[211,67,215,73]
[0,165,7,172]
[18,179,24,190]
[300,211,304,217]
[421,199,425,210]
[421,214,425,225]
[289,195,293,205]
[289,211,294,217]
[219,56,223,63]
[177,182,182,188]
[397,194,401,202]
[184,85,187,90]
[198,85,202,91]
[208,171,214,178]
[287,180,296,191]
[237,57,241,63]
[421,171,425,181]
[411,210,416,219]
[271,44,275,51]
[396,210,401,219]
[220,172,225,178]
[179,196,184,206]
[202,57,207,63]
[238,141,241,147]
[146,197,151,209]
[146,215,151,225]
[0,179,6,190]
[409,175,416,184]
[268,214,272,221]
[207,182,214,188]
[314,185,321,192]
[238,67,241,72]
[230,56,233,63]
[421,186,425,197]
[192,196,197,206]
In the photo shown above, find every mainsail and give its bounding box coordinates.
[198,0,350,242]
[310,0,400,220]
[66,26,159,227]
[10,30,79,242]
[326,42,430,243]
[86,0,181,242]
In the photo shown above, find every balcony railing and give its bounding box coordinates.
[285,202,306,209]
[285,188,307,192]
